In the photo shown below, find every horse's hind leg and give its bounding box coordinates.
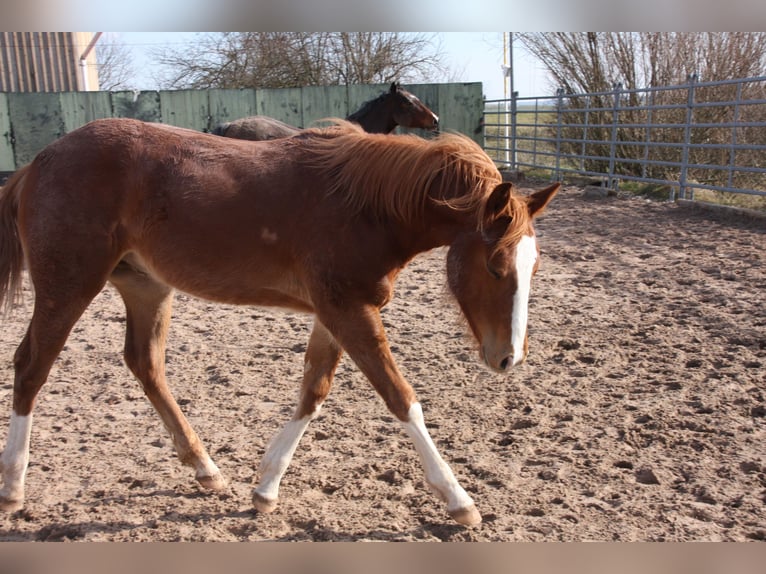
[253,319,342,513]
[109,265,225,491]
[1,285,106,511]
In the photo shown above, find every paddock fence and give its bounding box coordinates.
[0,81,484,178]
[483,75,766,204]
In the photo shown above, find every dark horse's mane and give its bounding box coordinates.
[297,121,532,247]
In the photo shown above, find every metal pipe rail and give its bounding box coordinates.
[483,75,766,201]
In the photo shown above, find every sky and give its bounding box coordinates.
[111,32,550,101]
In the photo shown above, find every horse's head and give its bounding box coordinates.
[389,82,439,131]
[447,182,559,373]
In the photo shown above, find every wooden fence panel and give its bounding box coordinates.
[257,88,303,127]
[0,93,13,171]
[59,91,113,133]
[160,90,210,131]
[208,88,257,127]
[110,90,162,122]
[0,82,484,170]
[438,83,484,144]
[301,85,347,127]
[7,92,65,166]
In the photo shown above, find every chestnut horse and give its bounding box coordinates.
[0,118,558,526]
[211,82,439,140]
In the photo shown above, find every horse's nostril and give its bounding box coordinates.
[499,357,510,371]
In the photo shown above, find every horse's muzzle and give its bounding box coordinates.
[481,345,516,373]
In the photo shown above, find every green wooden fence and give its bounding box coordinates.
[0,82,483,172]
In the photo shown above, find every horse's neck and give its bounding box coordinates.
[347,99,396,134]
[396,201,479,259]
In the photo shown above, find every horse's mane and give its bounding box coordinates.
[296,121,528,245]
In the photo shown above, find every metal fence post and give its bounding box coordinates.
[579,94,591,173]
[607,82,623,190]
[510,90,518,170]
[555,88,565,181]
[642,89,655,180]
[728,81,743,190]
[532,98,540,168]
[503,97,510,167]
[678,73,697,201]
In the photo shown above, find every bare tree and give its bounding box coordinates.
[519,32,766,92]
[96,33,136,91]
[153,32,447,89]
[328,33,447,84]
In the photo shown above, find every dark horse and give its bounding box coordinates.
[211,82,439,140]
[0,118,558,525]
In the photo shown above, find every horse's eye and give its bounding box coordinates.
[486,262,502,280]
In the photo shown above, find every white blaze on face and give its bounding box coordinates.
[511,234,538,366]
[408,93,438,124]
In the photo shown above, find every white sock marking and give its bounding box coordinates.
[255,405,321,502]
[0,413,33,502]
[401,403,474,512]
[512,234,537,366]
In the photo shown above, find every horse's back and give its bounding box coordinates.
[215,116,300,141]
[21,117,301,239]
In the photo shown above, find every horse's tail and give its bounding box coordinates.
[0,165,28,315]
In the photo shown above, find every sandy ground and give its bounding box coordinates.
[0,185,764,542]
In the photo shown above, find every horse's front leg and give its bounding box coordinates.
[110,270,224,491]
[319,303,481,526]
[253,319,342,513]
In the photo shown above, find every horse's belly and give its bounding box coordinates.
[114,252,315,313]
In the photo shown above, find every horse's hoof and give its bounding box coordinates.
[252,491,278,513]
[0,495,23,513]
[449,504,482,526]
[196,472,227,491]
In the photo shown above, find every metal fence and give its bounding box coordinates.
[483,75,766,202]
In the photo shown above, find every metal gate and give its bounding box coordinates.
[484,75,766,203]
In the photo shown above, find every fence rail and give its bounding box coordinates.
[483,75,766,203]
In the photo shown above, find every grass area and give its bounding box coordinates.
[687,189,766,211]
[617,181,766,211]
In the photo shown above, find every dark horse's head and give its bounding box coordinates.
[347,82,439,134]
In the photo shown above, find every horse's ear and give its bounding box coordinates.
[527,182,560,218]
[390,82,400,93]
[484,182,513,226]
